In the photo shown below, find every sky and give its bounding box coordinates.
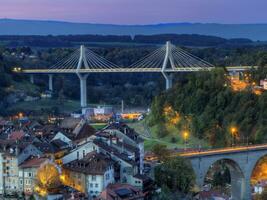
[0,0,267,25]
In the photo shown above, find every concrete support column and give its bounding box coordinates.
[30,74,34,84]
[162,72,173,90]
[48,74,53,91]
[229,166,246,200]
[78,74,89,108]
[244,177,252,200]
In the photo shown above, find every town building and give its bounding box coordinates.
[62,151,114,198]
[18,157,50,195]
[96,183,145,200]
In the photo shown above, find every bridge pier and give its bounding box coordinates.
[162,72,173,90]
[30,74,34,84]
[78,74,88,108]
[48,74,53,91]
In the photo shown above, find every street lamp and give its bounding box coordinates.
[183,131,189,151]
[230,126,238,147]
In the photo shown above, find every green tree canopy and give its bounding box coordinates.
[154,157,196,194]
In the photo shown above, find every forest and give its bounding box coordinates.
[149,67,267,147]
[0,33,253,47]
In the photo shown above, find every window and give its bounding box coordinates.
[28,172,32,177]
[95,184,98,188]
[20,180,23,185]
[77,151,79,159]
[92,175,96,181]
[83,150,85,157]
[90,183,93,187]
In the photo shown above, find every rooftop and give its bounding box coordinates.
[96,183,144,200]
[19,157,49,168]
[63,151,113,175]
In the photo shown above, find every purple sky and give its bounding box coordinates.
[1,0,267,24]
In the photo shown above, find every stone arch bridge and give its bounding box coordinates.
[179,144,267,200]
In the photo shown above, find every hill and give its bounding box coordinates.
[1,19,267,41]
[0,34,253,48]
[148,68,267,148]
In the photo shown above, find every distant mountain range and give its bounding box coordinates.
[1,19,267,41]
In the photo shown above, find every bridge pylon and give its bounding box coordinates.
[161,41,175,90]
[30,74,34,84]
[48,74,53,91]
[76,45,90,108]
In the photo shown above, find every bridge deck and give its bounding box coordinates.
[14,66,260,74]
[16,68,212,74]
[179,144,267,158]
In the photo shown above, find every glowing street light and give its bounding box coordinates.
[231,127,237,135]
[183,131,189,151]
[230,126,238,146]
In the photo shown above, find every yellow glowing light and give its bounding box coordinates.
[60,175,65,181]
[18,112,23,118]
[36,162,61,195]
[231,127,237,134]
[183,131,189,140]
[163,106,181,125]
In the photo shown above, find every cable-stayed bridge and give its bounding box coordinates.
[15,41,216,107]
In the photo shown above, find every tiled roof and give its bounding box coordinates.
[96,183,144,200]
[32,141,56,154]
[63,151,113,175]
[93,139,136,166]
[9,130,25,140]
[105,122,144,143]
[19,157,49,168]
[60,117,81,129]
[50,139,69,151]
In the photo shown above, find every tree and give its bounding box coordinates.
[154,157,195,194]
[36,163,61,195]
[152,144,170,161]
[29,195,36,200]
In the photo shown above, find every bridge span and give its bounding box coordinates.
[15,41,215,107]
[177,144,267,200]
[14,41,260,108]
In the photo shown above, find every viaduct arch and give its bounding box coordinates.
[181,145,267,200]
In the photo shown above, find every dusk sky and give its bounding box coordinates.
[1,0,267,24]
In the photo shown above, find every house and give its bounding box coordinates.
[96,183,145,200]
[260,78,267,90]
[51,131,72,147]
[18,157,50,195]
[102,122,144,174]
[62,151,114,198]
[41,90,52,98]
[93,139,139,184]
[60,118,96,143]
[61,139,99,164]
[9,130,25,141]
